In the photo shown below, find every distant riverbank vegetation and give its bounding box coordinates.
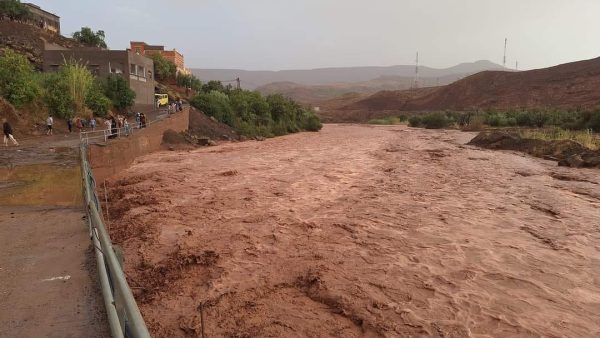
[370,109,600,133]
[369,109,600,150]
[190,80,322,137]
[0,48,134,119]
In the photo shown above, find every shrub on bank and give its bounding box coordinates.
[0,48,39,107]
[408,115,422,127]
[190,82,322,137]
[421,112,450,129]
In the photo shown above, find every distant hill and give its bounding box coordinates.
[255,72,476,104]
[191,60,506,90]
[319,56,600,122]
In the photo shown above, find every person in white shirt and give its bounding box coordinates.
[46,116,53,135]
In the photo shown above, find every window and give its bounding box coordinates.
[130,63,136,75]
[89,65,100,75]
[137,65,145,77]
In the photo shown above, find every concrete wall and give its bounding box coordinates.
[88,108,189,181]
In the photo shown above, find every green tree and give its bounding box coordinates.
[40,72,73,118]
[85,81,111,117]
[190,80,322,137]
[191,90,234,125]
[201,80,227,93]
[103,75,135,112]
[0,48,38,107]
[0,0,31,21]
[176,73,203,91]
[72,27,107,48]
[149,53,176,81]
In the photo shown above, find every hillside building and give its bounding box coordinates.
[42,47,155,109]
[23,3,60,34]
[130,41,190,75]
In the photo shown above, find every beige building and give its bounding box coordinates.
[23,3,60,34]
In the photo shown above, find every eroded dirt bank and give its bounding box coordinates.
[107,124,600,337]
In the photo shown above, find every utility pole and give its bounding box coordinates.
[503,38,507,68]
[515,61,518,70]
[413,52,419,89]
[236,77,241,90]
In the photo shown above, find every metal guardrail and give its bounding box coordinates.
[80,144,151,338]
[79,109,180,145]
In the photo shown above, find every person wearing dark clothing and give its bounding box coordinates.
[140,113,147,128]
[3,118,19,146]
[110,118,118,139]
[67,118,73,133]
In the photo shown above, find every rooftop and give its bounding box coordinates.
[23,3,60,19]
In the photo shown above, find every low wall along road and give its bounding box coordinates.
[89,107,189,182]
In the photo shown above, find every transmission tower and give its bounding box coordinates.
[413,52,419,89]
[503,38,507,68]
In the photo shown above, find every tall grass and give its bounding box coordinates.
[63,60,93,116]
[519,128,600,150]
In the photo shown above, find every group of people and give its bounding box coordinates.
[104,114,133,139]
[134,112,147,129]
[67,117,97,133]
[4,104,170,147]
[167,99,184,115]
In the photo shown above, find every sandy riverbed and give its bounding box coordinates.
[106,124,600,337]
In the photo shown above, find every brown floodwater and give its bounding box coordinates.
[106,124,600,337]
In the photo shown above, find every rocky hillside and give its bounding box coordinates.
[320,56,600,122]
[0,20,81,69]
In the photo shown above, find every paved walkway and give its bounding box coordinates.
[0,135,109,337]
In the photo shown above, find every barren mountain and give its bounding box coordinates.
[192,60,505,90]
[256,73,472,104]
[320,56,600,122]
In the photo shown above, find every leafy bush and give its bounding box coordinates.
[421,112,449,129]
[408,115,422,127]
[0,48,39,107]
[303,114,323,131]
[191,90,235,125]
[40,72,72,118]
[176,73,203,91]
[72,27,107,48]
[85,82,111,117]
[587,109,600,132]
[103,75,135,112]
[190,82,321,137]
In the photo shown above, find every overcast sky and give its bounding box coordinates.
[35,0,600,71]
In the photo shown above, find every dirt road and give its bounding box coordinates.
[107,124,600,337]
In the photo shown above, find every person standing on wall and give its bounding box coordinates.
[46,115,54,135]
[3,118,19,147]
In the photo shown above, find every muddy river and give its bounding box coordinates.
[106,124,600,337]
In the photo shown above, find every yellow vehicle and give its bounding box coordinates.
[155,94,168,107]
